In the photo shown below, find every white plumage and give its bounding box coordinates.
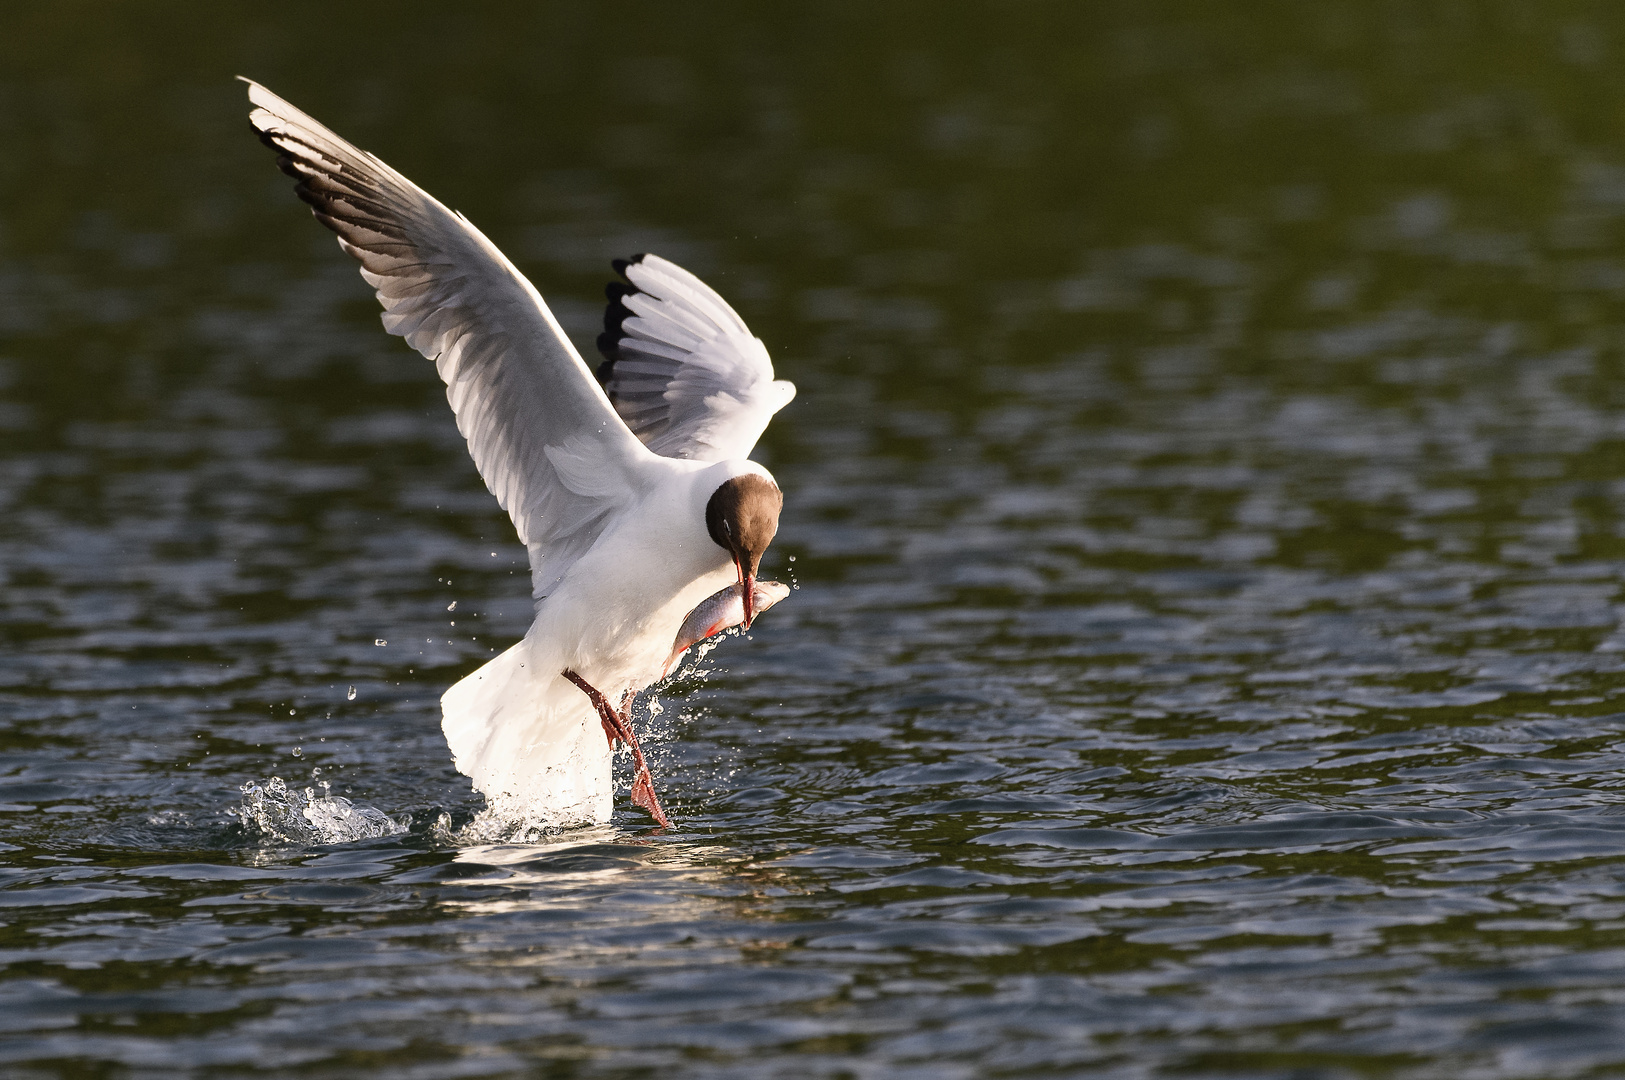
[600,254,796,462]
[243,79,794,827]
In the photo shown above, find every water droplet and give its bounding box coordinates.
[447,600,457,611]
[288,709,296,715]
[291,746,303,758]
[346,685,357,701]
[788,555,796,562]
[375,639,387,646]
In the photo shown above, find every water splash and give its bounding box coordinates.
[437,805,631,846]
[439,732,677,844]
[235,777,409,845]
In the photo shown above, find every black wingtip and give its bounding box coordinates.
[600,257,652,371]
[603,281,637,334]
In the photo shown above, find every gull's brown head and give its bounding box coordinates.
[705,473,783,628]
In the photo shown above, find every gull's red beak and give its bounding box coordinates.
[737,556,757,630]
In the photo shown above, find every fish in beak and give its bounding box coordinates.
[665,579,791,676]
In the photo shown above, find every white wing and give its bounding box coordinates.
[595,254,795,462]
[243,79,655,600]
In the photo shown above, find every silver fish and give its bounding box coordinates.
[664,580,790,675]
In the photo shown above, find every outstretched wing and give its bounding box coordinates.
[596,254,795,462]
[242,79,655,600]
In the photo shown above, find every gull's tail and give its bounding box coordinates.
[440,639,613,826]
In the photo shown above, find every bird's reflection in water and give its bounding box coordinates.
[438,830,717,920]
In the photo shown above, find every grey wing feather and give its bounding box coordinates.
[596,254,795,462]
[242,78,653,600]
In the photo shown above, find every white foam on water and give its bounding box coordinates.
[235,777,410,845]
[435,730,680,845]
[433,808,626,847]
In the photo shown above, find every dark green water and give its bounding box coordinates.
[10,4,1625,1076]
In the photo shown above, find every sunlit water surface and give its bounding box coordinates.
[10,6,1625,1077]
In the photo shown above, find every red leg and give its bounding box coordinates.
[563,670,671,828]
[620,694,671,829]
[564,670,630,748]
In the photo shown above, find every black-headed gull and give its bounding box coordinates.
[242,79,795,828]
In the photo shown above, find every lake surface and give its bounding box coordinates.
[9,5,1625,1076]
